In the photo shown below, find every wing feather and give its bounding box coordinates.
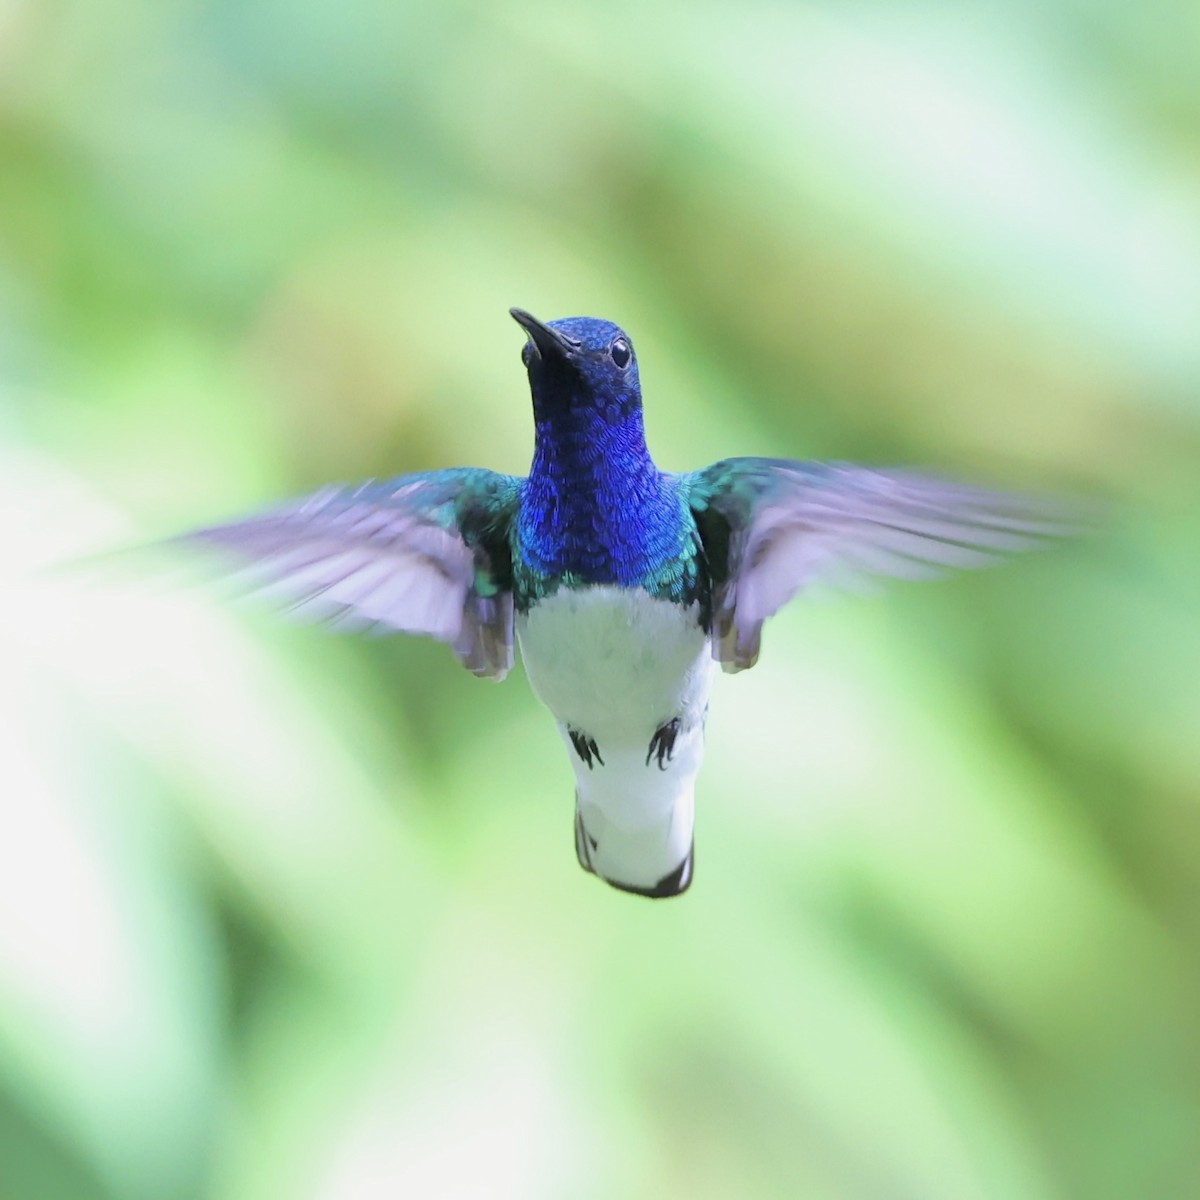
[684,459,1078,673]
[174,468,520,679]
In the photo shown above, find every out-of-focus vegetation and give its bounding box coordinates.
[3,1,1199,1197]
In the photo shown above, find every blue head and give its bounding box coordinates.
[510,308,647,457]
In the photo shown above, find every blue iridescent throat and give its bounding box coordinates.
[514,317,696,601]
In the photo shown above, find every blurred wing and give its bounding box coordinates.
[174,468,521,680]
[684,458,1075,673]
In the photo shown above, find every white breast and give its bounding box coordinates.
[516,585,712,743]
[516,585,716,892]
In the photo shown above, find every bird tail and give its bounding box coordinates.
[573,794,694,899]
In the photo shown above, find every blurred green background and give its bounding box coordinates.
[3,0,1200,1197]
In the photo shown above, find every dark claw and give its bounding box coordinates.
[646,718,681,771]
[569,728,604,769]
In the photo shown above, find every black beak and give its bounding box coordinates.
[510,307,578,363]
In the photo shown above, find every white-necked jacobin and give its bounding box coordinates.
[176,308,1065,899]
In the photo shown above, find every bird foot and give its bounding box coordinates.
[569,728,604,769]
[646,718,681,770]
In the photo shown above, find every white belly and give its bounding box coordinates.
[516,585,715,892]
[517,585,712,741]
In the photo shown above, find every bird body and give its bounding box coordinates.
[176,308,1067,898]
[505,313,716,894]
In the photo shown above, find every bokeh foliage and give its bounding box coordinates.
[3,0,1200,1197]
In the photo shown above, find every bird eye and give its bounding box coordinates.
[609,337,631,368]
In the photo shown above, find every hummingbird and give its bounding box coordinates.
[174,308,1065,899]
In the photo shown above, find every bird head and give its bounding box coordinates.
[510,308,642,426]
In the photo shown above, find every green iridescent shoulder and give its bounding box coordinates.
[370,468,522,535]
[676,458,831,515]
